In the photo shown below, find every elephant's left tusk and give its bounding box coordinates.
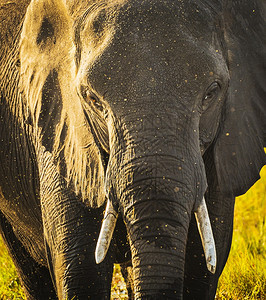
[194,197,217,274]
[95,199,118,264]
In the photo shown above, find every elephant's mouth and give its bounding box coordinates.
[95,195,216,274]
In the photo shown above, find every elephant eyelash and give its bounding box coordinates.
[202,82,220,111]
[81,87,103,111]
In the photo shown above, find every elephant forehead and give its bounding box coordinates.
[86,37,226,106]
[84,1,227,94]
[116,0,217,38]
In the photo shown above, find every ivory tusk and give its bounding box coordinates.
[194,197,217,274]
[95,199,118,264]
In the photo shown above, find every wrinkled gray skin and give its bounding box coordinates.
[0,1,113,299]
[1,0,266,300]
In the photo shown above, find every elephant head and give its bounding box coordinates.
[20,0,265,298]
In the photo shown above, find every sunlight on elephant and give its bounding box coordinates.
[0,0,265,299]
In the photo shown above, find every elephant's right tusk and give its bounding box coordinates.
[194,197,217,274]
[95,199,118,264]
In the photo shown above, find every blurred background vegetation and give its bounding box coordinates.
[0,166,265,299]
[215,166,266,300]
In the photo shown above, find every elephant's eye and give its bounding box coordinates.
[202,82,220,111]
[81,87,103,111]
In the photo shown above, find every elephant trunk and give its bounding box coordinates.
[110,148,204,298]
[127,197,189,299]
[97,111,213,298]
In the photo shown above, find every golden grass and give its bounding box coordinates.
[0,167,265,299]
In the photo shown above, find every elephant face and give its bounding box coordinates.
[77,1,230,200]
[20,0,265,298]
[77,3,229,297]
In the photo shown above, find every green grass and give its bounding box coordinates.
[216,166,266,300]
[0,167,265,299]
[0,238,25,299]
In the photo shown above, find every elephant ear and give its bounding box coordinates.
[214,0,266,197]
[20,0,107,207]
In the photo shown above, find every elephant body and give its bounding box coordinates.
[0,2,54,298]
[0,0,265,299]
[0,1,113,299]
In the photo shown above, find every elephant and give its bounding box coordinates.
[0,1,115,299]
[1,0,266,300]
